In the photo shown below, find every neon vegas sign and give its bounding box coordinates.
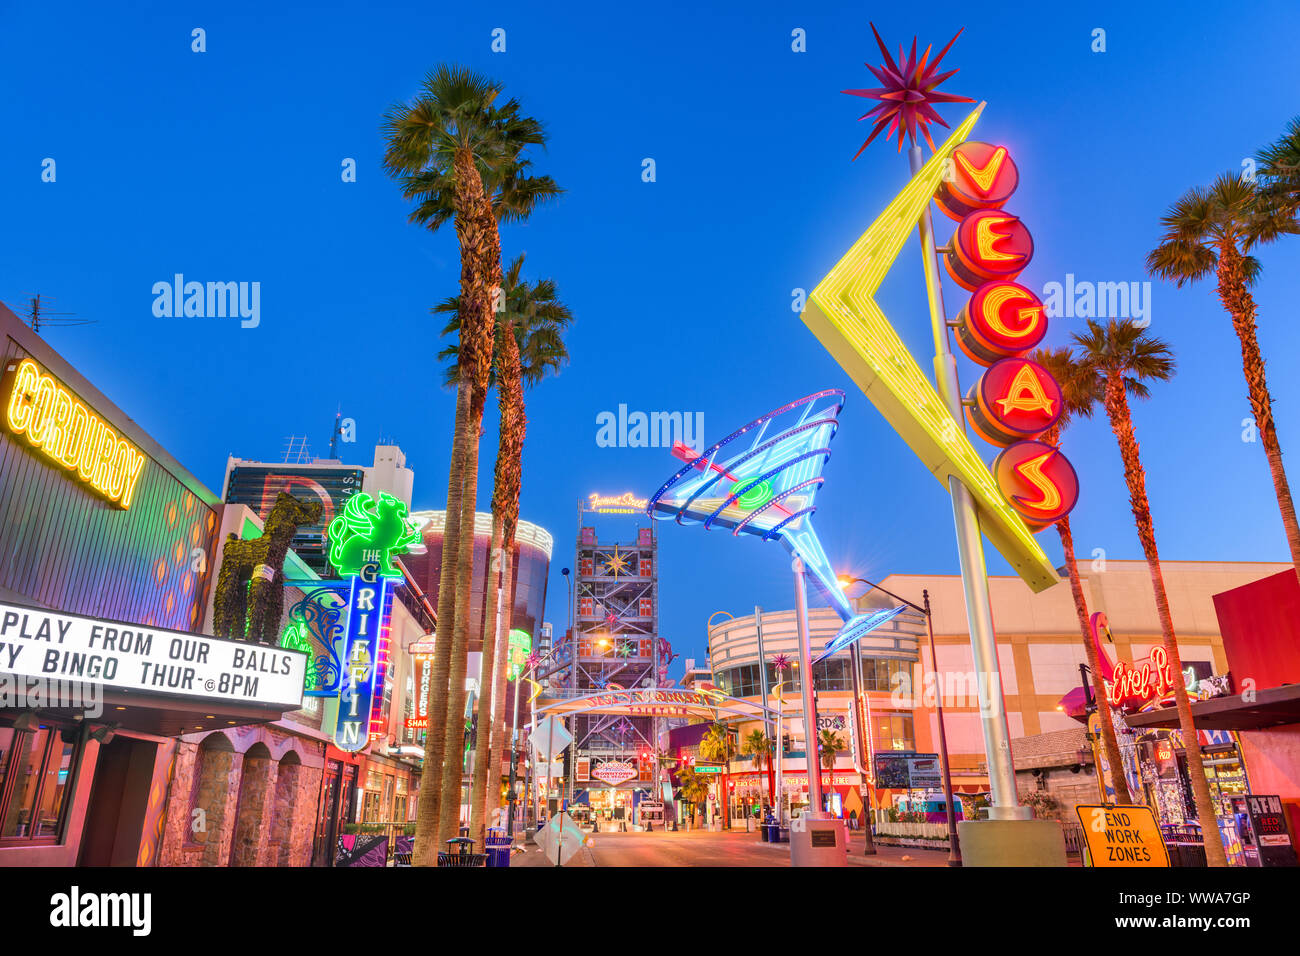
[2,358,147,509]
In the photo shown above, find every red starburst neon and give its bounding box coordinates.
[843,22,975,156]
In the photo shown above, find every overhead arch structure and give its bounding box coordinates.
[533,686,775,724]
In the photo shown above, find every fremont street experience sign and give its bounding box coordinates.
[0,601,307,708]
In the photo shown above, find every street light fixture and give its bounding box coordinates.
[838,574,962,867]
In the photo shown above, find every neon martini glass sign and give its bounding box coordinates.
[645,390,907,654]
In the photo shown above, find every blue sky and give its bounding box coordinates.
[3,1,1300,675]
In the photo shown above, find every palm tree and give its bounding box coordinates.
[742,729,776,808]
[1147,172,1300,581]
[817,730,842,812]
[1072,319,1226,866]
[1032,347,1133,804]
[698,724,736,827]
[480,275,569,829]
[435,255,572,841]
[1255,116,1300,223]
[384,66,557,851]
[676,766,711,827]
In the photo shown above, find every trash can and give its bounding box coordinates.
[485,827,512,868]
[759,823,771,842]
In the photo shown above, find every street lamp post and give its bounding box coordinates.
[840,575,962,867]
[848,639,877,856]
[792,556,826,821]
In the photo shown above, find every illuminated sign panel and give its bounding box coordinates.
[936,141,1019,220]
[799,105,1059,592]
[955,281,1047,365]
[0,601,305,707]
[587,492,649,514]
[592,760,638,785]
[335,566,392,752]
[967,358,1062,447]
[507,628,532,680]
[945,210,1034,291]
[992,440,1079,530]
[2,358,147,509]
[1107,645,1176,712]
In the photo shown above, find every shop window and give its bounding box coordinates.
[0,725,79,844]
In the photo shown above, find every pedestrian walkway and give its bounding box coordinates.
[510,827,952,867]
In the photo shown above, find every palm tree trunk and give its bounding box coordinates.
[1103,377,1227,866]
[484,313,525,823]
[1216,239,1300,580]
[467,512,505,843]
[411,379,469,867]
[485,531,516,821]
[436,153,500,846]
[1055,514,1132,804]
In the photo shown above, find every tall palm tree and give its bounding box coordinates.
[817,730,842,812]
[382,65,556,859]
[1147,172,1300,581]
[480,274,570,829]
[1072,319,1226,866]
[436,255,573,841]
[1032,347,1133,805]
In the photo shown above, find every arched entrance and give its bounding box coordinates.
[269,750,303,866]
[230,742,273,866]
[191,733,236,867]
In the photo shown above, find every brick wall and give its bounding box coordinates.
[157,726,324,867]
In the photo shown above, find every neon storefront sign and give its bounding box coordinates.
[588,491,649,514]
[592,761,638,785]
[1107,645,1177,712]
[2,357,147,509]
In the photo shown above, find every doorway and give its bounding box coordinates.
[78,736,158,867]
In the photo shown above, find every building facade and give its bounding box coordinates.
[702,560,1287,823]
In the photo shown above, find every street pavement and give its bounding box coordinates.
[511,826,953,867]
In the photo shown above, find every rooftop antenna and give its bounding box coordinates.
[21,294,96,334]
[328,406,343,460]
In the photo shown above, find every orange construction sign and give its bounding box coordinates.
[1076,805,1170,867]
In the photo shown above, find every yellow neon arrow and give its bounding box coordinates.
[800,103,1058,592]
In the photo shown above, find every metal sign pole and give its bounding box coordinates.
[792,556,825,818]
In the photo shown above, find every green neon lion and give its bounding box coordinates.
[327,492,421,577]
